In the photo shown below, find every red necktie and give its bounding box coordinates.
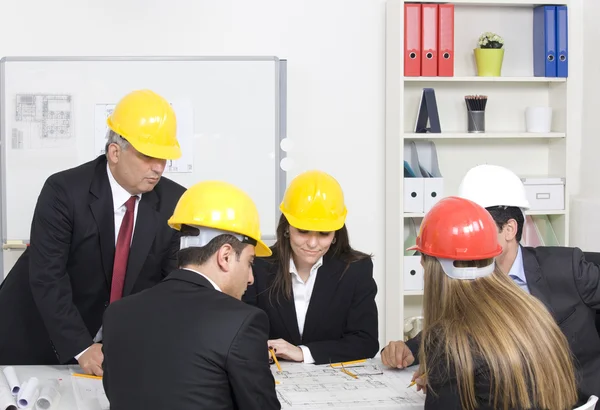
[110,196,137,303]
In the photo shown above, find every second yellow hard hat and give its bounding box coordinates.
[280,170,347,232]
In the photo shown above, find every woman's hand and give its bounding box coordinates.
[412,369,427,393]
[268,338,304,362]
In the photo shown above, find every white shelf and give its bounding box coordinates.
[404,76,566,83]
[404,132,565,139]
[413,0,567,6]
[404,210,566,218]
[384,0,581,344]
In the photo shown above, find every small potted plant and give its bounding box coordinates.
[474,32,505,76]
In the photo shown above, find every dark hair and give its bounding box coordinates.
[485,206,524,242]
[265,214,371,304]
[177,225,247,268]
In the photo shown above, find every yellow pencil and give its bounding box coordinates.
[269,348,282,372]
[329,359,367,368]
[407,373,426,388]
[72,373,102,380]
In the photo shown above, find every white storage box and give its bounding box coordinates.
[520,177,565,211]
[403,255,424,291]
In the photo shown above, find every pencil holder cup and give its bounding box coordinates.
[467,110,485,133]
[525,107,552,133]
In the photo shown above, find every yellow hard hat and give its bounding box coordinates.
[107,89,181,160]
[168,181,272,257]
[280,170,347,232]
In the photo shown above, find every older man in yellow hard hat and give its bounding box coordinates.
[0,90,186,376]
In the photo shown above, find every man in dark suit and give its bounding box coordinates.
[0,90,185,376]
[102,180,280,410]
[381,164,600,406]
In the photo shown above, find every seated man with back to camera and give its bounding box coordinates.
[101,181,280,410]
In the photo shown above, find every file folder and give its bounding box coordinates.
[404,3,422,77]
[437,4,454,77]
[413,141,444,212]
[533,5,557,77]
[404,141,425,213]
[421,4,438,76]
[556,5,568,78]
[414,88,441,133]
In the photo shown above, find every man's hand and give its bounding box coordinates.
[381,340,415,369]
[77,343,104,376]
[412,369,427,393]
[268,338,304,362]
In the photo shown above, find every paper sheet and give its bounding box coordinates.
[273,361,424,409]
[12,94,73,150]
[71,376,109,410]
[0,368,17,410]
[16,377,39,409]
[93,100,194,174]
[35,380,61,410]
[2,368,19,397]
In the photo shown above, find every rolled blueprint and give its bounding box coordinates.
[17,378,39,409]
[35,380,61,410]
[1,368,19,396]
[0,368,17,410]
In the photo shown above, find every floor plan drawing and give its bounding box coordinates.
[273,360,425,409]
[13,94,73,149]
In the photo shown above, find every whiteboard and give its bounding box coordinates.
[0,56,287,249]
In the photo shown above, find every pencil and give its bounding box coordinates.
[407,373,426,388]
[269,348,282,372]
[329,359,366,367]
[72,373,102,380]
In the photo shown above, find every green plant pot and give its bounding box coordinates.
[474,48,504,77]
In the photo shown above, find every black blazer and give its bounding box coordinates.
[102,269,280,410]
[0,156,185,365]
[423,334,549,410]
[243,253,379,364]
[582,251,600,336]
[406,246,600,406]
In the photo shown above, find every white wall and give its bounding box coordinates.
[0,0,388,341]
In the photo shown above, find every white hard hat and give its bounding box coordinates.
[457,164,530,210]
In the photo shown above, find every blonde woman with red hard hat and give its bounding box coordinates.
[382,164,600,406]
[243,170,379,365]
[407,196,577,410]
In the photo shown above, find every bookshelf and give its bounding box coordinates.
[384,0,582,343]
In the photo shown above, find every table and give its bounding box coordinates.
[1,359,425,410]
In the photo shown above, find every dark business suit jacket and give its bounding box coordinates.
[582,251,600,336]
[0,155,185,365]
[423,333,550,410]
[243,253,379,364]
[406,246,600,406]
[102,269,280,410]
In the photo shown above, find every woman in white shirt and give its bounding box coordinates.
[243,170,379,364]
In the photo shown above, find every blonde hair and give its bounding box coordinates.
[418,255,578,410]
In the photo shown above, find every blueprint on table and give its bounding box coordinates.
[272,360,425,409]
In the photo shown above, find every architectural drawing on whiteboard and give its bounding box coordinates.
[12,94,73,150]
[273,362,424,408]
[94,101,194,174]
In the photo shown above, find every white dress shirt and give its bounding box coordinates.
[74,164,141,360]
[290,256,323,364]
[183,268,222,292]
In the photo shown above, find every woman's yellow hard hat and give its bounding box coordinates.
[280,170,347,232]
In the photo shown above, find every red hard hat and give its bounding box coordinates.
[408,196,502,260]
